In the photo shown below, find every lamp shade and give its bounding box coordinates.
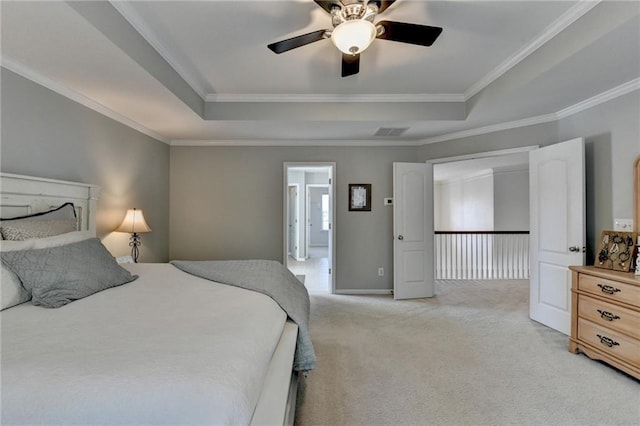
[331,20,377,55]
[115,208,151,234]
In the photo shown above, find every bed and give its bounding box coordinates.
[0,172,311,425]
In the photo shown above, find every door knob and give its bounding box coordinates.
[569,246,580,252]
[398,235,404,240]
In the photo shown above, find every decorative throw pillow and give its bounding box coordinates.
[0,203,78,241]
[1,238,138,308]
[0,231,95,310]
[1,220,77,241]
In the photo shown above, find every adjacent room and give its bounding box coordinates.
[1,1,639,425]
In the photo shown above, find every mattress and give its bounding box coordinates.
[1,263,287,425]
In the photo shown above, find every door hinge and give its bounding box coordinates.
[329,268,332,274]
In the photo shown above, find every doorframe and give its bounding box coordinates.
[306,184,330,254]
[287,184,301,260]
[427,145,539,166]
[283,162,336,294]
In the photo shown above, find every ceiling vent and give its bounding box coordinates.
[374,127,410,137]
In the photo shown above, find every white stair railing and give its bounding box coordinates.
[435,232,530,280]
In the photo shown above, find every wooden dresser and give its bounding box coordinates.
[569,265,640,379]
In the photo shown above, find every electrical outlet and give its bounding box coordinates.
[116,255,134,264]
[378,267,384,276]
[384,198,393,206]
[614,218,633,232]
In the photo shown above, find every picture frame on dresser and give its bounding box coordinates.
[635,155,640,275]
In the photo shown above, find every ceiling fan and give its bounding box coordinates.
[267,0,442,77]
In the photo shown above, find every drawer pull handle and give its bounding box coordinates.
[596,334,620,348]
[597,309,620,321]
[597,284,621,295]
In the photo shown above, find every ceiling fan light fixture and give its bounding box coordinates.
[331,19,377,55]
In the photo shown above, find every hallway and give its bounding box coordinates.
[288,246,329,293]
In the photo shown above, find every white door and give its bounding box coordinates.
[529,138,585,335]
[307,186,329,247]
[393,162,435,299]
[288,186,298,259]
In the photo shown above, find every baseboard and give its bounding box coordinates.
[334,289,393,295]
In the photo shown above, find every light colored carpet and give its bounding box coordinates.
[295,280,640,425]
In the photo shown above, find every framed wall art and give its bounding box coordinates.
[348,184,371,212]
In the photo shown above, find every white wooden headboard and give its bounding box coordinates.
[0,173,102,234]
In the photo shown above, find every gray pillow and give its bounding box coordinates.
[0,238,138,308]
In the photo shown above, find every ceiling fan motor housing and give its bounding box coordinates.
[331,2,379,27]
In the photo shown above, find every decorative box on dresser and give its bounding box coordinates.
[569,265,640,380]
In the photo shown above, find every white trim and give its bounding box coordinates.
[284,162,336,295]
[492,163,530,174]
[465,0,601,99]
[206,93,464,103]
[421,115,557,145]
[286,183,301,261]
[428,145,539,165]
[334,289,393,295]
[556,77,640,119]
[1,57,170,144]
[109,1,209,99]
[422,78,640,145]
[170,139,423,147]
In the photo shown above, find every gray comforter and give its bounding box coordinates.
[171,259,316,372]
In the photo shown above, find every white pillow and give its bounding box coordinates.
[0,231,94,310]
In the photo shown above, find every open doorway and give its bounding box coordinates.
[431,147,534,281]
[284,163,335,294]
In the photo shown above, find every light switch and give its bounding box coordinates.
[614,218,633,232]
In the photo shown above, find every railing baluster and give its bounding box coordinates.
[434,231,529,280]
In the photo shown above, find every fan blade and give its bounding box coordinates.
[373,1,396,14]
[268,30,328,54]
[314,1,341,14]
[342,53,360,77]
[376,21,442,47]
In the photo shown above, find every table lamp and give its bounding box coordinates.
[115,208,151,263]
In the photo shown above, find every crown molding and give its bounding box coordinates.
[464,0,601,100]
[170,138,422,147]
[556,78,640,119]
[205,93,465,103]
[421,114,557,145]
[1,57,170,144]
[421,77,639,145]
[109,0,209,99]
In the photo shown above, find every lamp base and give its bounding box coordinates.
[129,232,142,263]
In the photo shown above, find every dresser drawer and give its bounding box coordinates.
[578,274,640,306]
[578,318,640,366]
[578,295,640,340]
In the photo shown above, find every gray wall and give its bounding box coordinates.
[0,69,170,262]
[170,146,417,291]
[419,91,640,263]
[557,91,640,262]
[493,167,529,231]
